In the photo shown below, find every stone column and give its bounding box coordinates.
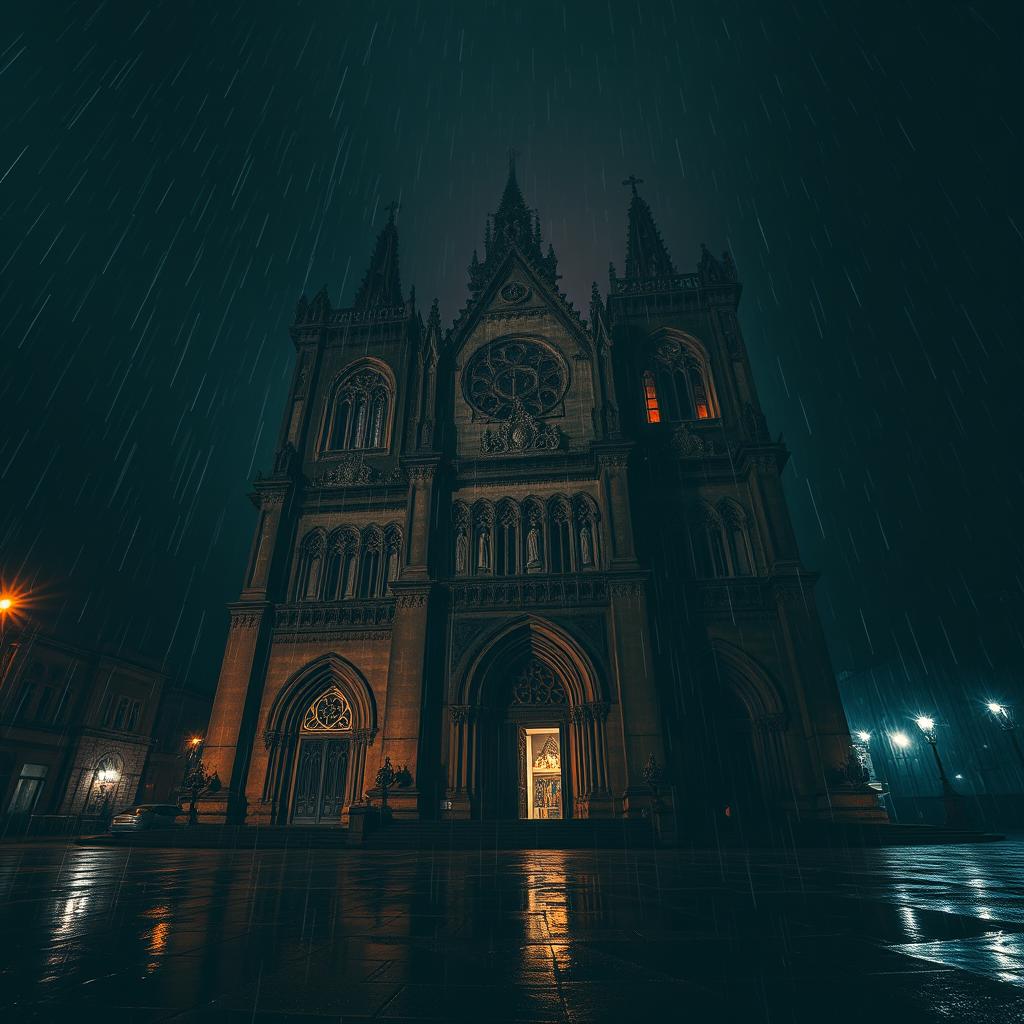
[607,579,672,819]
[445,705,474,819]
[200,603,272,824]
[377,584,432,819]
[596,447,637,567]
[402,460,439,577]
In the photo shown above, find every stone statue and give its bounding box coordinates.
[455,531,468,575]
[580,524,593,566]
[477,528,491,571]
[526,525,542,569]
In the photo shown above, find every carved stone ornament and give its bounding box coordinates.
[310,454,377,487]
[481,398,561,456]
[231,611,261,630]
[671,423,715,458]
[499,281,530,304]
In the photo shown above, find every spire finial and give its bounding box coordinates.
[385,200,400,223]
[507,147,518,176]
[622,174,644,197]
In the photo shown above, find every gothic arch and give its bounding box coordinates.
[319,357,397,453]
[259,654,379,824]
[708,639,786,723]
[456,615,604,709]
[644,328,719,422]
[264,653,378,739]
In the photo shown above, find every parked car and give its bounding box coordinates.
[109,804,186,832]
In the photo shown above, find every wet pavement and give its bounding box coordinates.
[2,840,1024,1021]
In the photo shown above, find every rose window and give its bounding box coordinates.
[302,688,353,731]
[464,338,568,419]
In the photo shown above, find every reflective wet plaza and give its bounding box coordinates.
[2,840,1024,1021]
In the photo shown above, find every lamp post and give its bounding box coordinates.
[0,594,16,685]
[914,715,967,827]
[986,703,1024,773]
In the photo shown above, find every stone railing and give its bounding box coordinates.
[274,600,396,634]
[609,273,701,296]
[449,574,615,609]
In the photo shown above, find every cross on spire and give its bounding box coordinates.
[507,147,518,174]
[385,199,400,222]
[622,175,644,196]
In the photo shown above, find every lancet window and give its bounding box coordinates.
[322,363,394,452]
[693,500,756,579]
[452,493,601,577]
[292,522,402,600]
[642,336,717,423]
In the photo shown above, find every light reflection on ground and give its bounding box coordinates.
[0,840,1022,1021]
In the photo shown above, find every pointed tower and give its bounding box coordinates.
[353,202,403,310]
[622,176,676,281]
[466,152,551,296]
[607,175,886,833]
[198,200,428,828]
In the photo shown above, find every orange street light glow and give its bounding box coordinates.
[0,598,13,611]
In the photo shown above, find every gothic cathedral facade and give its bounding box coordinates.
[201,163,881,832]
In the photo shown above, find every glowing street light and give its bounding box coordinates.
[914,716,936,737]
[0,597,12,612]
[855,730,872,744]
[889,731,912,750]
[985,701,1024,772]
[913,713,967,827]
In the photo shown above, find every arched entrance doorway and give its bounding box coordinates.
[480,658,572,820]
[258,655,377,826]
[447,618,611,821]
[291,688,352,824]
[692,642,789,841]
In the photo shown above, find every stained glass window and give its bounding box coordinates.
[302,688,353,732]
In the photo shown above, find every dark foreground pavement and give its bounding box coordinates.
[3,840,1024,1022]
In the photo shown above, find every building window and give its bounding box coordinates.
[357,527,384,597]
[642,370,661,423]
[548,499,573,574]
[7,764,47,814]
[495,502,519,577]
[294,530,326,600]
[302,688,353,732]
[647,336,717,423]
[322,364,393,452]
[694,501,756,579]
[109,696,143,732]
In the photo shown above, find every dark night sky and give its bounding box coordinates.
[2,2,1023,710]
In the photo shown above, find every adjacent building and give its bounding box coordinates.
[0,632,209,822]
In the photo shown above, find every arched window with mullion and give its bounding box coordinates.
[548,499,573,574]
[495,501,519,577]
[322,363,394,453]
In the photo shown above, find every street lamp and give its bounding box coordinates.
[889,730,912,751]
[914,714,966,827]
[985,701,1024,772]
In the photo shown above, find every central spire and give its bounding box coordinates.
[468,154,555,295]
[492,149,535,251]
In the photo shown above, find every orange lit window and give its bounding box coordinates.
[642,371,661,423]
[690,364,711,419]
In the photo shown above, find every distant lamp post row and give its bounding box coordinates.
[857,704,1024,827]
[986,702,1024,771]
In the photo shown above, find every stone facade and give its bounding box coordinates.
[201,163,884,832]
[0,635,166,818]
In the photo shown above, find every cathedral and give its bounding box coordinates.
[200,160,882,833]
